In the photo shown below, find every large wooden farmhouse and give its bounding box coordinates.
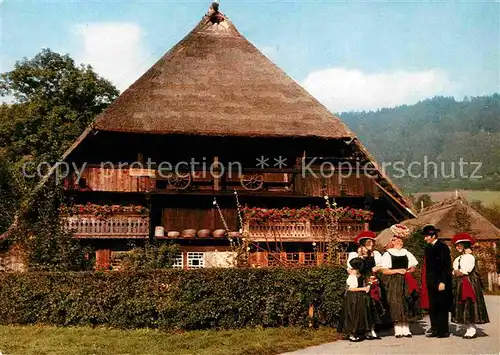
[55,6,415,269]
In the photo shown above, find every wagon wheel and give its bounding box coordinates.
[240,173,264,191]
[166,172,192,190]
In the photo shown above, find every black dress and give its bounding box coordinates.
[452,256,490,325]
[383,254,419,322]
[337,275,378,335]
[360,255,386,325]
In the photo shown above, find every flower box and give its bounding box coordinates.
[60,203,149,219]
[241,206,373,225]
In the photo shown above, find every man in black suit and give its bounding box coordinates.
[423,225,453,338]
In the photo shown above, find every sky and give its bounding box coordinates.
[1,0,499,112]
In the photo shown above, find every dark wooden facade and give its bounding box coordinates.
[61,134,413,269]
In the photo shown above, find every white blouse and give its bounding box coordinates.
[346,250,383,270]
[453,254,475,275]
[346,274,359,289]
[381,248,419,269]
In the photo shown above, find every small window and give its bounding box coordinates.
[304,253,316,266]
[286,253,300,264]
[187,252,205,269]
[172,253,183,268]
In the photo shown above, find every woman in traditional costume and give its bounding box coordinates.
[451,233,490,339]
[347,231,386,339]
[338,256,378,342]
[381,224,420,338]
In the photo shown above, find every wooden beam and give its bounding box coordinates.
[374,180,416,218]
[213,156,221,191]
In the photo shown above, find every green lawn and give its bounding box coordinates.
[415,190,500,208]
[465,190,500,207]
[0,325,339,355]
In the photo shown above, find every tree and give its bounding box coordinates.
[0,48,119,163]
[0,49,118,269]
[340,94,500,192]
[415,194,433,211]
[17,182,94,271]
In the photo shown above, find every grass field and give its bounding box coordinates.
[0,325,339,355]
[414,190,500,207]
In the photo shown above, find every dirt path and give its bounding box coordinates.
[282,296,500,355]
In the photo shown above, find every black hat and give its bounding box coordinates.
[422,225,440,236]
[349,257,365,271]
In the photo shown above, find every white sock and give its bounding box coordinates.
[402,323,411,335]
[371,328,377,337]
[395,324,402,335]
[468,325,476,336]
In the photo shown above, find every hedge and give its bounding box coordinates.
[0,266,347,330]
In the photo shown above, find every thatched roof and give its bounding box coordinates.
[376,197,500,247]
[92,14,353,139]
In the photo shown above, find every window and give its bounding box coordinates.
[304,253,317,266]
[286,253,300,264]
[172,253,183,268]
[187,252,205,268]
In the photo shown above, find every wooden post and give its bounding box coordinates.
[299,252,305,265]
[213,156,221,191]
[308,304,314,328]
[183,251,188,270]
[138,153,145,164]
[317,252,324,266]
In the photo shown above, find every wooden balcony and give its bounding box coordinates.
[61,215,149,239]
[243,221,367,242]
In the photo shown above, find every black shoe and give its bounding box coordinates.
[404,334,413,338]
[349,335,362,342]
[463,334,476,339]
[437,333,450,338]
[372,335,382,340]
[426,332,438,338]
[395,334,403,338]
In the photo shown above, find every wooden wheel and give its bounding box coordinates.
[166,172,192,190]
[240,173,264,191]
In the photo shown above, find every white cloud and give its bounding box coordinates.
[73,22,150,92]
[302,67,459,112]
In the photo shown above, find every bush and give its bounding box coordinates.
[120,241,181,271]
[0,266,346,330]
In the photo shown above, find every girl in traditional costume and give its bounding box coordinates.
[347,231,383,270]
[381,224,420,338]
[347,231,386,339]
[338,256,379,342]
[451,233,490,339]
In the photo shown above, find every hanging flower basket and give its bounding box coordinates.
[241,205,373,225]
[60,203,149,218]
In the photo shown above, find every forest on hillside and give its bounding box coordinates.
[339,95,500,192]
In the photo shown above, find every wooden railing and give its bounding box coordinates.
[62,215,149,239]
[243,221,367,242]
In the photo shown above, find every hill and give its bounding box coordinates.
[339,94,500,192]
